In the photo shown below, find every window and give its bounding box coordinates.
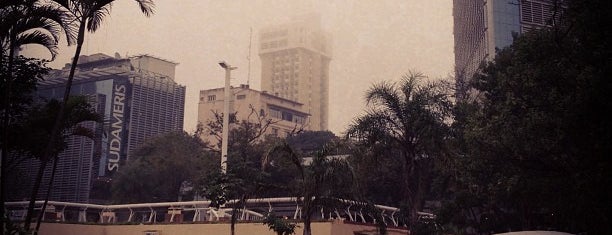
[269,108,281,119]
[237,94,246,100]
[207,95,216,101]
[272,128,279,137]
[281,111,293,121]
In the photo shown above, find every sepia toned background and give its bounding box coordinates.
[23,0,454,135]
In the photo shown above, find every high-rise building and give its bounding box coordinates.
[198,84,309,145]
[259,14,331,131]
[8,53,185,203]
[453,0,562,100]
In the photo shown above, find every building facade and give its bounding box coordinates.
[198,84,309,145]
[259,14,331,131]
[453,0,562,100]
[8,53,185,203]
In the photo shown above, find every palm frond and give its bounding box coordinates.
[400,71,426,101]
[29,3,78,46]
[135,0,155,17]
[66,125,95,138]
[86,4,110,32]
[15,30,59,59]
[365,81,406,128]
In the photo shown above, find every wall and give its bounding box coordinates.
[38,220,408,235]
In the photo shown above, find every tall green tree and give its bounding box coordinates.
[0,1,74,232]
[30,1,154,227]
[0,56,50,235]
[197,106,280,235]
[449,0,612,233]
[38,0,155,161]
[346,72,453,230]
[264,143,355,235]
[111,131,216,203]
[12,96,101,233]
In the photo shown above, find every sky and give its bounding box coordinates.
[24,0,455,135]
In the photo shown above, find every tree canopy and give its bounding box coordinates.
[111,131,216,203]
[445,0,612,233]
[347,72,454,230]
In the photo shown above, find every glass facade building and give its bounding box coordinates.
[453,0,561,100]
[8,53,185,203]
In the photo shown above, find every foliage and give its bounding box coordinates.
[6,96,100,159]
[1,1,71,231]
[0,0,75,59]
[264,142,356,235]
[346,72,454,229]
[7,96,101,234]
[197,105,282,235]
[263,213,297,235]
[446,0,612,234]
[0,56,49,140]
[286,130,338,154]
[111,131,216,203]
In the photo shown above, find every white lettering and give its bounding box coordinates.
[107,84,126,172]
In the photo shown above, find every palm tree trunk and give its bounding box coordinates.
[23,159,49,231]
[34,156,58,235]
[230,203,237,235]
[1,29,18,234]
[25,15,86,233]
[40,17,86,157]
[302,198,314,235]
[303,215,312,235]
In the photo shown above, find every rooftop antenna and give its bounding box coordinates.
[247,27,252,86]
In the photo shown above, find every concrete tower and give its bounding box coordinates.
[259,14,332,131]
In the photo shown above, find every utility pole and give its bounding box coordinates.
[218,61,236,174]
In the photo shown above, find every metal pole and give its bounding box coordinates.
[219,62,236,174]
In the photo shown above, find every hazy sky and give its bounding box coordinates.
[25,0,454,135]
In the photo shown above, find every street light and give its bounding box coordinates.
[218,61,236,174]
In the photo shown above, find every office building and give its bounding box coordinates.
[453,0,562,100]
[8,53,185,203]
[198,84,309,145]
[259,14,331,131]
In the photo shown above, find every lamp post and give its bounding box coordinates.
[218,61,236,174]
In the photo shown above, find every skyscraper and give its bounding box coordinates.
[259,14,332,131]
[453,0,562,100]
[8,53,185,203]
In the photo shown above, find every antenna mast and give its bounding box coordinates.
[247,27,252,86]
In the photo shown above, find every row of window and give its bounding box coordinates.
[203,94,247,102]
[261,29,288,40]
[269,108,306,124]
[261,39,288,49]
[520,0,558,26]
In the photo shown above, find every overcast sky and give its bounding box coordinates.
[24,0,454,135]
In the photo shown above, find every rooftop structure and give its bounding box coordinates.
[8,53,185,203]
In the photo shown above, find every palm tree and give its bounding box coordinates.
[0,0,75,59]
[0,1,75,233]
[44,0,154,133]
[346,72,453,230]
[21,0,153,231]
[18,96,102,232]
[264,143,355,235]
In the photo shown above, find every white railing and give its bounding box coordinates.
[5,197,432,227]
